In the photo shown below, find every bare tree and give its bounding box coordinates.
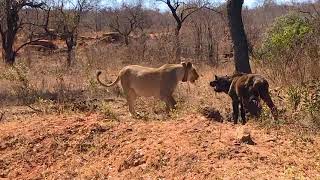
[190,6,226,65]
[108,3,149,46]
[203,13,219,66]
[157,0,204,62]
[0,0,46,65]
[227,0,251,73]
[55,0,93,67]
[191,17,203,59]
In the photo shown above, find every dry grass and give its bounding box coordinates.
[0,36,319,179]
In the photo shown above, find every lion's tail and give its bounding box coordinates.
[96,71,120,87]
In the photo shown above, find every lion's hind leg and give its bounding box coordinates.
[123,87,137,116]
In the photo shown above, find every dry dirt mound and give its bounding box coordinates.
[0,113,320,179]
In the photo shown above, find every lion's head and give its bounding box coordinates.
[182,62,199,83]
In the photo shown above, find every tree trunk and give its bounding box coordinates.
[124,35,129,46]
[66,48,72,67]
[3,47,16,65]
[2,32,17,65]
[174,24,182,62]
[207,26,215,66]
[1,27,16,65]
[227,0,251,73]
[194,23,202,59]
[66,35,75,67]
[1,7,19,65]
[216,41,219,66]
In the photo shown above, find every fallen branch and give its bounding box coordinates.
[27,104,43,113]
[0,111,4,121]
[15,38,43,53]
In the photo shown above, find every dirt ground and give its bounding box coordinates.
[1,108,320,179]
[0,62,320,179]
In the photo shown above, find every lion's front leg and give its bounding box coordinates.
[161,95,176,112]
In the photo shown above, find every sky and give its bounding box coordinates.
[106,0,316,11]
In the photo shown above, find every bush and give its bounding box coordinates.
[286,81,320,128]
[0,63,35,104]
[256,13,319,84]
[261,13,312,58]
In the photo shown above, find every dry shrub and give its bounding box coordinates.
[285,81,320,128]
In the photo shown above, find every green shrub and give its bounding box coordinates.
[260,13,312,60]
[255,13,319,84]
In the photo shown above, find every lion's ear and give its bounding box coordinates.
[186,62,192,69]
[181,62,186,67]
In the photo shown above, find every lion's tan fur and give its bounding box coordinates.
[97,62,199,115]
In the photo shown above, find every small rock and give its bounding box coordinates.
[199,106,223,122]
[236,127,256,145]
[118,150,146,172]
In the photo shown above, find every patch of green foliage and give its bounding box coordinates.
[259,13,312,60]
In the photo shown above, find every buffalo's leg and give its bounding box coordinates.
[240,98,247,125]
[232,100,240,124]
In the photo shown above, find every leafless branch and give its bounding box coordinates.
[204,6,224,16]
[20,22,46,28]
[165,0,181,24]
[44,7,51,33]
[156,0,167,3]
[312,3,320,17]
[205,6,227,25]
[14,38,42,53]
[19,1,45,11]
[181,5,205,22]
[25,2,45,8]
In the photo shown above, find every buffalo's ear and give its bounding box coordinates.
[215,75,218,80]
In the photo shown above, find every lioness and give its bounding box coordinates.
[97,62,199,115]
[209,73,277,124]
